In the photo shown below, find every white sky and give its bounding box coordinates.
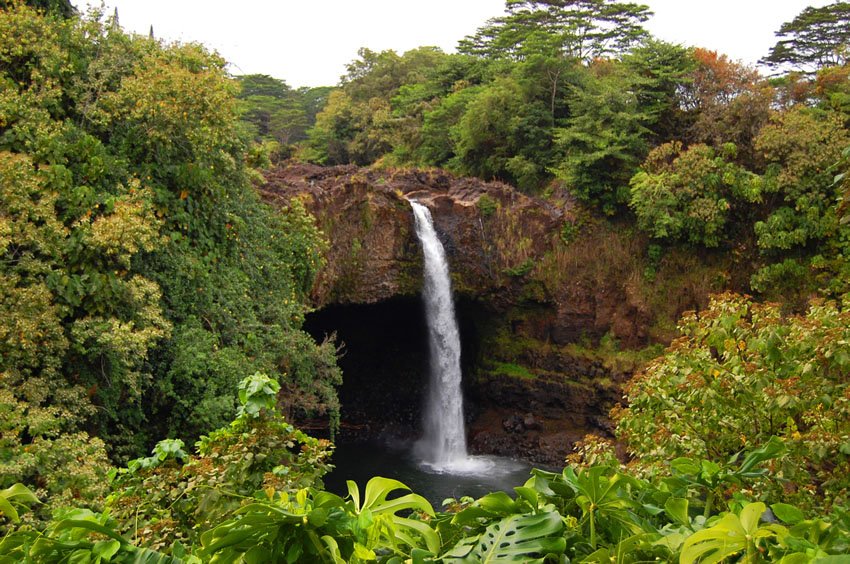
[74,1,832,88]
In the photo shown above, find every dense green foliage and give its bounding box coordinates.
[305,38,671,197]
[0,0,74,17]
[4,374,850,562]
[615,293,850,512]
[630,142,762,247]
[0,1,340,518]
[105,373,334,551]
[296,0,850,300]
[762,1,850,72]
[553,60,653,213]
[235,74,332,163]
[3,1,850,561]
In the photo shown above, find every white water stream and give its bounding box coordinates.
[410,200,494,474]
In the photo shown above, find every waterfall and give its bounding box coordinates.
[409,200,469,469]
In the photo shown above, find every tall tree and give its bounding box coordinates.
[679,49,773,167]
[238,74,292,98]
[459,0,652,62]
[622,39,695,143]
[762,2,850,72]
[298,85,334,124]
[236,74,310,146]
[450,77,552,189]
[306,47,447,165]
[553,61,652,213]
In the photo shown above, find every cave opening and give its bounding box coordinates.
[303,296,489,441]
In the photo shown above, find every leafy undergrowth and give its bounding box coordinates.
[2,437,849,562]
[615,293,850,515]
[2,372,850,563]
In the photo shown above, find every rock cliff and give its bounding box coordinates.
[261,163,725,464]
[261,163,565,310]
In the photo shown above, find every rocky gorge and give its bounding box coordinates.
[260,163,730,464]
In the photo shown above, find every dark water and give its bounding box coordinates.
[325,440,537,508]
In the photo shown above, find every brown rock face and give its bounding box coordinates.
[262,163,718,464]
[260,163,565,309]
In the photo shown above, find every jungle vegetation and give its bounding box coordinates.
[2,0,850,562]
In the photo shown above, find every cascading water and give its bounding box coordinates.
[409,200,469,470]
[323,200,531,499]
[407,200,526,477]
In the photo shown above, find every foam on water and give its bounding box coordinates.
[417,454,528,476]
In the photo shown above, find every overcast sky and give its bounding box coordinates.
[74,1,832,88]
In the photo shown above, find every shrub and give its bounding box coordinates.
[615,292,850,510]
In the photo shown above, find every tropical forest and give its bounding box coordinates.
[2,0,850,561]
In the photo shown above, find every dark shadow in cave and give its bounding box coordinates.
[303,295,489,441]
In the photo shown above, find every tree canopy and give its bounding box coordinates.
[762,1,850,72]
[459,0,652,61]
[0,2,341,512]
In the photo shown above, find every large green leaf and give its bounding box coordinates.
[527,469,576,501]
[0,497,19,524]
[0,484,40,505]
[452,491,521,526]
[664,497,690,527]
[582,532,664,563]
[735,436,787,477]
[681,512,750,564]
[52,518,128,542]
[563,464,646,546]
[344,477,439,557]
[199,504,297,556]
[0,484,40,523]
[442,511,566,563]
[392,516,441,555]
[320,535,346,564]
[771,503,804,525]
[0,530,37,563]
[348,476,435,516]
[681,503,787,564]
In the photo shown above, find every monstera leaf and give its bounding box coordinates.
[346,477,439,555]
[442,511,566,563]
[347,476,435,516]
